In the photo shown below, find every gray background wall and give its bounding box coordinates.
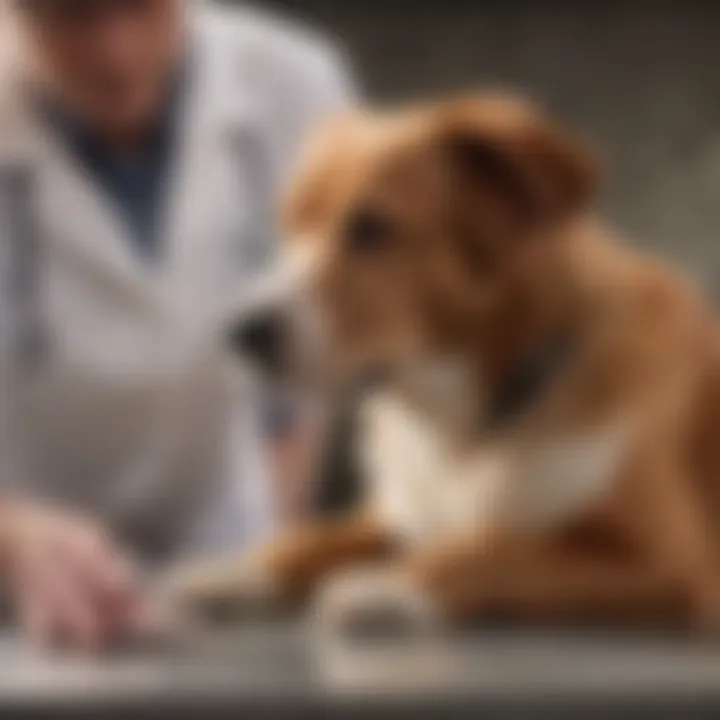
[247,0,720,299]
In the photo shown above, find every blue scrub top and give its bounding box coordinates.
[41,78,183,263]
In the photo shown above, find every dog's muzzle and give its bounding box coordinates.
[228,307,289,376]
[224,246,328,384]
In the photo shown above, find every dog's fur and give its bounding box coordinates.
[168,93,720,632]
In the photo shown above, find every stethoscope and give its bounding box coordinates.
[0,163,49,371]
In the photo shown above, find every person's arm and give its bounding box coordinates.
[0,361,150,652]
[0,374,151,652]
[0,175,151,653]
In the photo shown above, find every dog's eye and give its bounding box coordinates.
[344,209,393,255]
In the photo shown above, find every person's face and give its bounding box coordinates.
[15,0,186,135]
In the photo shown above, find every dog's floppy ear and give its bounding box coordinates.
[435,96,599,229]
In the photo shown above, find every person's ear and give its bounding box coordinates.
[435,95,600,228]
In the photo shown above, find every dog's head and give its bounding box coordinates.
[232,93,598,395]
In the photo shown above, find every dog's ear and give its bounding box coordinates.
[435,96,599,230]
[284,109,367,233]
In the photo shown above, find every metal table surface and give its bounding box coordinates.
[2,619,720,718]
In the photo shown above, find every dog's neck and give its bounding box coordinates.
[394,355,479,439]
[473,221,606,416]
[395,221,605,441]
[393,330,578,445]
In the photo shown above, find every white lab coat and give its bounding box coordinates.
[0,3,352,563]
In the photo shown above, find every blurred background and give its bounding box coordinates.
[243,0,720,297]
[4,1,720,714]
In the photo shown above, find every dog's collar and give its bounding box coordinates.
[485,332,576,431]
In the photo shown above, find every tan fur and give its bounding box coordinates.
[169,93,720,632]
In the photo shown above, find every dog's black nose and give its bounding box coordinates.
[228,309,286,373]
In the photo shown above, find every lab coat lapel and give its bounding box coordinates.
[0,93,166,311]
[10,111,172,320]
[41,138,165,298]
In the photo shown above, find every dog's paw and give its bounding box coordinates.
[313,567,441,640]
[160,553,282,623]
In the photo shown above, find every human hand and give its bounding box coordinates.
[0,500,154,652]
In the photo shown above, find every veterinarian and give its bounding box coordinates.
[0,0,352,650]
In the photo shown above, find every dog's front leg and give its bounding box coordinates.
[315,529,716,637]
[407,529,717,630]
[164,514,395,619]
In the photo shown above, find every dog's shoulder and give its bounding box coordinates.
[576,230,709,339]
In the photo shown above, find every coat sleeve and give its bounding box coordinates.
[260,21,359,188]
[250,25,359,432]
[274,45,366,517]
[173,21,359,557]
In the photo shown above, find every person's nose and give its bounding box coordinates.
[228,308,287,374]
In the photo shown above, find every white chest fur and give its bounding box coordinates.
[360,392,631,545]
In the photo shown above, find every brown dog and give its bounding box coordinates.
[168,93,720,633]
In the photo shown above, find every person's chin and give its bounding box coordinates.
[81,86,162,138]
